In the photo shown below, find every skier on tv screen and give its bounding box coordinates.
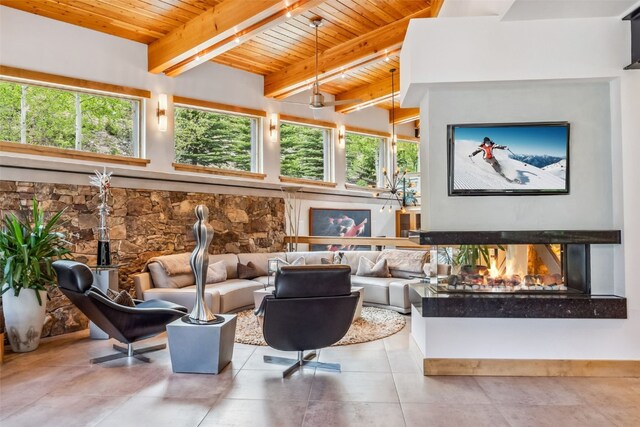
[469,137,518,183]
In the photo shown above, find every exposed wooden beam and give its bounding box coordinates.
[390,108,420,125]
[334,72,399,114]
[431,0,446,17]
[264,7,432,99]
[160,0,327,77]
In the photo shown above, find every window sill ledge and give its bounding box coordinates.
[344,183,384,192]
[0,141,149,167]
[172,163,266,180]
[279,176,337,188]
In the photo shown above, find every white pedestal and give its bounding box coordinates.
[166,314,237,374]
[89,268,119,339]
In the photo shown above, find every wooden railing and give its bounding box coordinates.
[284,235,430,248]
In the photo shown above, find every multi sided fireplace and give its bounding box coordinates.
[408,230,625,319]
[431,243,581,294]
[413,230,620,295]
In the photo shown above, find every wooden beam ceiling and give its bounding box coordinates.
[334,68,399,114]
[3,0,435,115]
[390,107,420,125]
[263,6,431,99]
[149,0,315,75]
[158,0,328,77]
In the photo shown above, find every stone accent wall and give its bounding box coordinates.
[0,180,286,338]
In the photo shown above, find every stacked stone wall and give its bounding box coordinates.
[0,180,285,337]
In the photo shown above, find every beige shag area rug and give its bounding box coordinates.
[234,306,406,346]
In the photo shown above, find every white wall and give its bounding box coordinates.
[0,6,414,238]
[421,81,613,231]
[403,15,640,360]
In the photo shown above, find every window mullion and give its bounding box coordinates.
[20,85,27,144]
[75,93,82,151]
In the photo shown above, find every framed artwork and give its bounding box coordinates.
[309,208,372,252]
[448,122,570,196]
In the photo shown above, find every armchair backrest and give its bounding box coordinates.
[274,264,351,298]
[263,265,358,352]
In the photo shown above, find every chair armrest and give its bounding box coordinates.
[137,299,188,313]
[132,272,152,299]
[254,294,274,317]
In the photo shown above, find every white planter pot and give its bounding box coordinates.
[2,288,47,353]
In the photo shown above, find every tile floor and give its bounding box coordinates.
[1,319,639,427]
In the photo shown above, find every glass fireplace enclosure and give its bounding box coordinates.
[429,243,589,294]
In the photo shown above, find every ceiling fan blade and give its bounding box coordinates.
[279,100,313,106]
[323,98,362,106]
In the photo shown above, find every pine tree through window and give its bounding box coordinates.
[279,121,330,181]
[174,106,259,172]
[345,132,383,187]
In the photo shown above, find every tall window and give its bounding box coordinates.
[0,80,140,156]
[345,132,383,187]
[174,106,260,172]
[397,139,420,173]
[280,121,331,181]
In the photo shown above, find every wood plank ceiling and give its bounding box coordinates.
[0,0,440,120]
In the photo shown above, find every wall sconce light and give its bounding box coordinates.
[269,113,278,141]
[338,125,345,146]
[157,93,168,132]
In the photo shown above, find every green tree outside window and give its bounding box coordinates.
[397,139,419,173]
[345,132,380,187]
[174,106,255,171]
[0,80,138,156]
[280,122,326,181]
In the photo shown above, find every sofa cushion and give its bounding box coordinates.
[207,260,228,284]
[286,251,335,265]
[238,252,286,276]
[252,276,271,286]
[209,254,241,280]
[356,257,391,277]
[148,258,232,289]
[237,262,259,280]
[339,251,380,275]
[147,262,194,289]
[377,249,429,279]
[276,256,305,267]
[142,287,221,313]
[350,276,395,305]
[204,279,265,313]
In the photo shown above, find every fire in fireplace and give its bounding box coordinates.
[432,244,575,294]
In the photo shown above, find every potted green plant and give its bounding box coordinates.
[0,199,70,352]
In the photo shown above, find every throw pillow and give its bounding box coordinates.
[276,256,306,267]
[356,257,391,278]
[237,261,259,280]
[106,288,136,307]
[206,260,228,284]
[320,257,333,264]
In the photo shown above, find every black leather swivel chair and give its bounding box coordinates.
[257,264,359,377]
[53,260,188,364]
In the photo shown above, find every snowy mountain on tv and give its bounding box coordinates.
[453,140,567,191]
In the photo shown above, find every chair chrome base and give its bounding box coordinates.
[263,351,341,378]
[90,343,166,364]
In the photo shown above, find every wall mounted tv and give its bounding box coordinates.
[448,122,570,196]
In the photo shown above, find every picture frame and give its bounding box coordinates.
[309,208,372,252]
[448,122,570,196]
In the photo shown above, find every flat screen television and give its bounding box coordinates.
[448,122,570,196]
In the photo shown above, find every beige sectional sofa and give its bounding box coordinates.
[133,250,427,315]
